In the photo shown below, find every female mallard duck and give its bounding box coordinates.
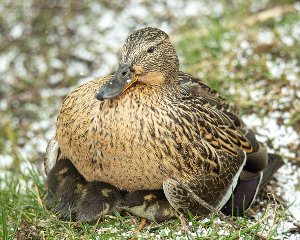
[45,27,283,222]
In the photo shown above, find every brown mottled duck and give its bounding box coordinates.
[45,27,283,222]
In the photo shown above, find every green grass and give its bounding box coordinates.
[175,6,300,117]
[0,163,287,239]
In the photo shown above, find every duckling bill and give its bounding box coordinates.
[45,27,283,222]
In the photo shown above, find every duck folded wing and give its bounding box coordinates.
[178,73,268,171]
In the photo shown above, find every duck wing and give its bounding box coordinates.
[178,72,271,163]
[178,72,253,157]
[174,71,269,180]
[178,72,238,115]
[160,73,268,214]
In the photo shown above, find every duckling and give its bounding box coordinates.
[45,141,176,222]
[45,27,283,222]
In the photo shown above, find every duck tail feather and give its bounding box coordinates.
[259,153,284,190]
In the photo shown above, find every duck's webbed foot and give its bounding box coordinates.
[46,158,123,222]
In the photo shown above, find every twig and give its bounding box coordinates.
[34,184,47,211]
[266,205,278,239]
[284,156,300,163]
[294,222,300,229]
[288,222,300,234]
[173,4,297,48]
[244,4,296,26]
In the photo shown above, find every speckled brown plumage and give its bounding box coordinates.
[52,27,271,217]
[56,73,252,189]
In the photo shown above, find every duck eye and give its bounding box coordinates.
[147,46,155,53]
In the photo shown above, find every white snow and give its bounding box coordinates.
[0,154,13,169]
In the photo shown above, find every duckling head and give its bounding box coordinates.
[96,27,179,100]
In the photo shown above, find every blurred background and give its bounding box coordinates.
[0,0,300,238]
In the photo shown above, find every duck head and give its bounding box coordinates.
[96,27,179,100]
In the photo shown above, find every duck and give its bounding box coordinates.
[45,27,283,222]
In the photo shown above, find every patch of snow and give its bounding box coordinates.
[0,49,17,75]
[257,30,274,45]
[286,73,298,82]
[240,40,251,50]
[266,59,284,78]
[50,58,64,69]
[48,73,64,85]
[292,22,300,40]
[0,99,8,110]
[0,154,13,169]
[10,23,24,39]
[276,162,300,221]
[14,54,28,78]
[281,35,294,46]
[183,2,208,17]
[33,55,47,74]
[66,61,88,77]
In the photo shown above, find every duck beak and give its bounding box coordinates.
[95,64,143,101]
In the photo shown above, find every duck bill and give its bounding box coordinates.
[95,64,139,101]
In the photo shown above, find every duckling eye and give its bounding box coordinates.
[147,46,155,53]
